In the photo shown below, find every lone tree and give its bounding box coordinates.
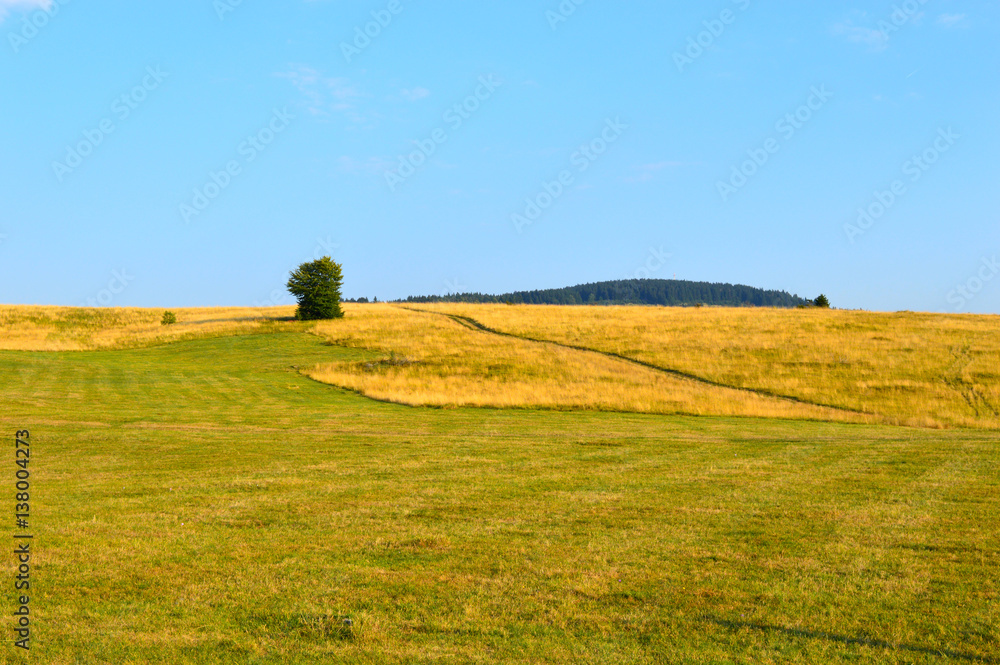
[287,257,344,320]
[814,294,831,308]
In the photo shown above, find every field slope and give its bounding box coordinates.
[421,304,1000,429]
[0,305,997,663]
[306,305,866,423]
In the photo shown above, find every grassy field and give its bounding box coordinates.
[6,303,998,429]
[0,306,997,663]
[0,306,296,351]
[420,304,1000,429]
[306,306,860,423]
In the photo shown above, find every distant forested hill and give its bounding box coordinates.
[399,279,808,308]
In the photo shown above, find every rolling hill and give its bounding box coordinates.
[397,278,810,307]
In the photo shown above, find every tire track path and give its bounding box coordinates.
[400,306,875,420]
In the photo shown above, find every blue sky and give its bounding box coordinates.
[1,0,997,312]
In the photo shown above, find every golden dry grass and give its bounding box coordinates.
[3,302,996,427]
[422,303,1000,429]
[307,305,866,422]
[0,305,297,350]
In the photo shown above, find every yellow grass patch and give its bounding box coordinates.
[0,305,296,351]
[3,302,995,427]
[307,305,867,422]
[421,303,1000,428]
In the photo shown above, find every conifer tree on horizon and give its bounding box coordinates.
[287,257,344,320]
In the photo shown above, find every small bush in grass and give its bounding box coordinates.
[161,311,177,326]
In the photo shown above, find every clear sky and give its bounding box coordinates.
[1,0,997,312]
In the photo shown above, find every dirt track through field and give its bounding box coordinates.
[402,306,874,420]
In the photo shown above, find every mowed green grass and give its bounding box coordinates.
[0,331,997,663]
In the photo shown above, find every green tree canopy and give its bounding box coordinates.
[814,294,830,308]
[286,257,344,320]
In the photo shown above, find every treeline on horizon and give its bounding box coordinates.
[392,279,809,308]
